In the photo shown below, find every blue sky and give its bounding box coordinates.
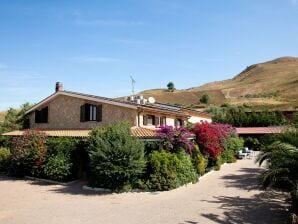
[0,0,297,110]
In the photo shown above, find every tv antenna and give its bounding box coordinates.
[130,76,136,95]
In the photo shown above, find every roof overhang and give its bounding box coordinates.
[26,91,138,114]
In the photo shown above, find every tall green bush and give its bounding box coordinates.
[191,145,207,176]
[10,130,47,177]
[0,147,11,173]
[222,136,244,163]
[146,150,197,191]
[43,152,72,181]
[87,122,145,191]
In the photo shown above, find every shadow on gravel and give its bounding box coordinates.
[220,167,264,191]
[199,191,289,224]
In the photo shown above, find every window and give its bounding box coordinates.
[160,116,166,126]
[143,115,156,126]
[35,107,48,123]
[175,118,183,127]
[80,104,102,122]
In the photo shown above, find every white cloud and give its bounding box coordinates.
[70,56,121,64]
[74,19,144,27]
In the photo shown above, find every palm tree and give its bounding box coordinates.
[257,141,298,213]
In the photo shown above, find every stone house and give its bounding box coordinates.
[4,82,212,139]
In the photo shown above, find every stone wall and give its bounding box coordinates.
[29,95,137,129]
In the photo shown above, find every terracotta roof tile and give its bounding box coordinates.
[2,127,160,139]
[235,127,285,135]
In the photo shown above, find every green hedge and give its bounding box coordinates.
[87,122,145,191]
[0,147,11,173]
[146,150,197,191]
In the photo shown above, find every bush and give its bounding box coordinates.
[43,152,72,181]
[244,137,261,151]
[193,123,235,158]
[87,122,145,191]
[0,147,11,173]
[222,136,244,163]
[10,130,47,177]
[146,150,197,191]
[159,126,194,154]
[191,145,207,176]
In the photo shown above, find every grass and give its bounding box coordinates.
[0,111,6,122]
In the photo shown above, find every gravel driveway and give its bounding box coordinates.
[0,158,288,224]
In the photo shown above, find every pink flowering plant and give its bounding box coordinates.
[192,122,235,158]
[158,126,194,154]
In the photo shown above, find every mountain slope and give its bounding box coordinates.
[140,57,298,109]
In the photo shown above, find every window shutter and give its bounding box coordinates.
[80,104,86,122]
[43,107,48,123]
[35,110,40,123]
[96,105,102,122]
[143,115,148,125]
[174,119,178,127]
[155,116,160,126]
[85,104,90,121]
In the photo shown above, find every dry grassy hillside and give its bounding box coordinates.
[140,57,298,109]
[0,111,6,122]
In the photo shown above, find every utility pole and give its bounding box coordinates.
[130,76,136,96]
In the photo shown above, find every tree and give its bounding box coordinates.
[200,93,210,104]
[257,140,298,214]
[87,122,145,190]
[0,102,32,134]
[167,81,175,92]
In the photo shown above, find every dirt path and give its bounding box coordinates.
[0,158,288,224]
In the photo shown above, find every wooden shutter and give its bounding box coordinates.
[35,110,40,123]
[96,105,102,122]
[143,115,148,125]
[43,107,48,123]
[80,104,86,122]
[85,104,90,121]
[155,116,160,126]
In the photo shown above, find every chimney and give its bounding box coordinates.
[55,82,63,92]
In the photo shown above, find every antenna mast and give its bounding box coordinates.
[130,76,136,96]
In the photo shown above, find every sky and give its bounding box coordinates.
[0,0,297,110]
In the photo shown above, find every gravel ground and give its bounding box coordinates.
[0,157,289,224]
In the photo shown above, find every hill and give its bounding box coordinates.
[140,57,298,109]
[0,111,5,122]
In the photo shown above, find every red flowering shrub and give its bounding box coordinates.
[158,126,194,154]
[192,122,235,158]
[11,129,47,176]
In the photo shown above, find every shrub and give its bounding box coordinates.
[159,126,194,154]
[191,145,207,176]
[43,152,72,181]
[244,137,261,151]
[10,130,47,177]
[200,93,210,104]
[146,150,197,191]
[193,122,235,158]
[87,122,145,191]
[0,147,11,173]
[214,156,223,171]
[222,136,244,163]
[45,137,84,180]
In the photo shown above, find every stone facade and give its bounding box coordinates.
[29,95,137,129]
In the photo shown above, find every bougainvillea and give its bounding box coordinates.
[192,122,235,158]
[158,125,194,154]
[11,129,47,176]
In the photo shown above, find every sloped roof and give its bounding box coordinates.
[235,127,285,135]
[2,127,160,139]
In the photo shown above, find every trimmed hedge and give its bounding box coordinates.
[146,150,197,191]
